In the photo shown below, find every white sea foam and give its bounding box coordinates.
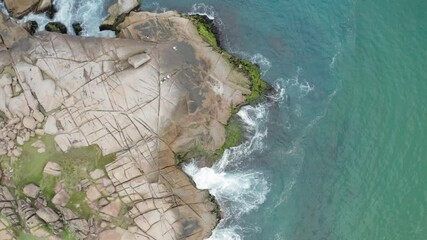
[278,67,314,99]
[183,83,288,239]
[143,2,168,13]
[189,3,216,20]
[232,51,272,75]
[0,1,286,237]
[18,0,115,37]
[0,2,8,15]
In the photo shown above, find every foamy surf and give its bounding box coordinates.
[189,3,216,20]
[17,0,115,37]
[183,94,286,239]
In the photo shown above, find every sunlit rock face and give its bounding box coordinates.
[0,10,250,239]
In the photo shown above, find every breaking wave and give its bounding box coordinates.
[17,0,115,37]
[183,82,285,239]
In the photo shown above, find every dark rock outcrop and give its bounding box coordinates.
[45,21,67,34]
[72,22,83,35]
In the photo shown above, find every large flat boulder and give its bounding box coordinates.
[3,0,39,19]
[0,13,29,48]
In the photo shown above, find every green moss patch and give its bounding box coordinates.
[187,15,220,50]
[110,204,132,229]
[13,135,116,206]
[17,233,40,240]
[218,116,245,154]
[177,15,271,165]
[66,191,92,219]
[45,22,67,34]
[175,116,246,165]
[60,229,78,240]
[1,65,17,77]
[0,111,7,122]
[187,14,271,105]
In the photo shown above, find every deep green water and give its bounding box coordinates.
[5,0,426,239]
[143,1,427,239]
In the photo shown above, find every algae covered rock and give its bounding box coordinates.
[45,21,67,34]
[72,22,83,35]
[22,20,38,35]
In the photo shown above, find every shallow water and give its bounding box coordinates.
[4,0,427,239]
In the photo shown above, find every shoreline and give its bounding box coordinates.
[0,1,272,239]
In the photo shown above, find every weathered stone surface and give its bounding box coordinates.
[36,207,59,223]
[100,0,140,31]
[0,218,15,239]
[128,53,151,68]
[86,185,102,202]
[32,110,44,122]
[0,186,19,225]
[22,116,36,130]
[3,0,39,19]
[43,162,61,176]
[89,169,105,180]
[23,184,40,198]
[0,10,254,240]
[99,227,134,240]
[35,0,52,13]
[51,189,70,207]
[44,116,58,134]
[31,139,46,153]
[60,208,89,238]
[100,199,122,218]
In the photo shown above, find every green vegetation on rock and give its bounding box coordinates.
[218,116,245,153]
[177,15,271,165]
[0,111,7,122]
[187,14,271,105]
[66,191,92,219]
[1,65,17,77]
[13,135,116,212]
[17,233,40,240]
[175,116,246,165]
[60,229,78,240]
[72,23,82,35]
[45,22,67,34]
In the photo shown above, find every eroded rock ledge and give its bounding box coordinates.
[0,8,256,240]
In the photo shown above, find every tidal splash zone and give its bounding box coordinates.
[184,104,271,239]
[2,1,281,238]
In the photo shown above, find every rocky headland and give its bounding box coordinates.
[0,1,269,239]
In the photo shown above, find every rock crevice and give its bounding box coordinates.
[0,9,253,240]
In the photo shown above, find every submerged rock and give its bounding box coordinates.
[45,22,67,34]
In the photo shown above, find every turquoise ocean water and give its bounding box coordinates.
[148,1,427,239]
[5,0,426,239]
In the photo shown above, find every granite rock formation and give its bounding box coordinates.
[0,8,252,240]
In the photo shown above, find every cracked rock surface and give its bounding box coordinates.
[0,10,251,240]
